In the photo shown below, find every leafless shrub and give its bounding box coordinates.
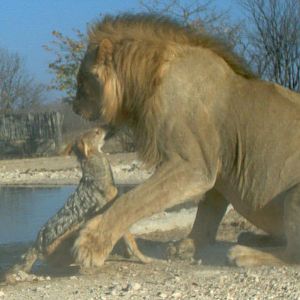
[240,0,300,91]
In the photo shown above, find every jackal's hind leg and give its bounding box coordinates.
[123,232,153,264]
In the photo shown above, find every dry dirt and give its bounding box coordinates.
[0,153,152,186]
[0,154,299,299]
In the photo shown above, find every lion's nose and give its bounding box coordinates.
[103,124,116,140]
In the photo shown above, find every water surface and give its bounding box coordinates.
[0,186,76,244]
[0,185,136,245]
[0,186,196,270]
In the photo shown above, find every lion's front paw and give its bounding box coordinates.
[73,239,105,268]
[72,216,108,268]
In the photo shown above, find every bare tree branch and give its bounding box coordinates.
[0,48,46,112]
[44,30,86,103]
[239,0,300,91]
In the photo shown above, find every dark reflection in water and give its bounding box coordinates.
[0,186,76,244]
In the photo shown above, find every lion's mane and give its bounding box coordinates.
[88,14,255,167]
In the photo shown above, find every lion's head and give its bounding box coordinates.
[73,13,254,166]
[73,40,123,123]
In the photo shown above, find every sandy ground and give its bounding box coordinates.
[0,154,299,299]
[0,153,152,186]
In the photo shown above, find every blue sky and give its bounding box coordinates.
[0,0,238,100]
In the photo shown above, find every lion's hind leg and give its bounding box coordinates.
[229,185,300,266]
[284,184,300,263]
[228,245,286,266]
[169,188,228,260]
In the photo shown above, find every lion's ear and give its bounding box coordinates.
[97,38,113,65]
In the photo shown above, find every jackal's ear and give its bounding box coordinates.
[76,139,90,159]
[96,38,113,65]
[83,141,90,158]
[61,143,73,156]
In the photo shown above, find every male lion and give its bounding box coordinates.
[72,14,300,267]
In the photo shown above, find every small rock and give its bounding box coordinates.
[132,283,142,291]
[106,285,118,296]
[157,292,168,299]
[37,276,45,281]
[31,275,38,281]
[16,270,29,281]
[172,291,182,298]
[122,283,132,292]
[0,290,5,297]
